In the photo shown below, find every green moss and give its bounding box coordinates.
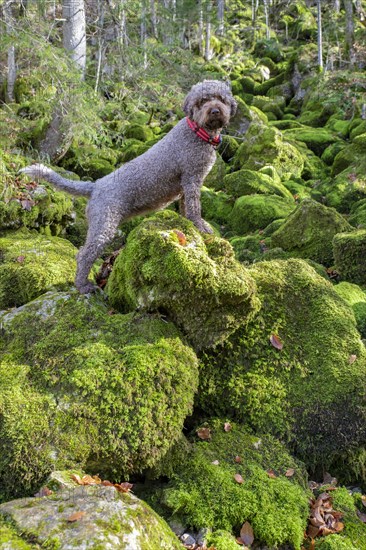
[200,187,234,226]
[283,127,340,156]
[232,123,304,179]
[206,530,238,550]
[204,155,226,190]
[333,230,366,285]
[0,229,77,309]
[60,144,117,179]
[198,259,366,473]
[223,169,294,200]
[0,518,34,548]
[106,211,259,350]
[124,124,154,142]
[218,135,239,163]
[228,194,295,235]
[349,200,366,228]
[0,291,198,498]
[321,142,346,166]
[160,421,309,549]
[334,282,366,338]
[271,199,352,266]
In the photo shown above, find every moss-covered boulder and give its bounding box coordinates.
[156,420,309,549]
[228,194,295,235]
[333,230,366,285]
[60,144,118,180]
[232,123,305,179]
[334,282,366,338]
[218,135,239,162]
[203,155,226,190]
[198,260,366,473]
[223,169,294,200]
[283,127,340,156]
[349,200,366,228]
[0,229,77,309]
[200,187,234,226]
[271,199,352,266]
[0,291,198,498]
[106,211,259,350]
[0,484,183,549]
[0,151,74,234]
[124,123,154,142]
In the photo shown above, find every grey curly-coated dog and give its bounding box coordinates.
[21,80,237,293]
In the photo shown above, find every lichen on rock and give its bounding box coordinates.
[106,211,260,350]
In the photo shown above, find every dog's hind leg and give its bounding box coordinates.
[75,205,122,294]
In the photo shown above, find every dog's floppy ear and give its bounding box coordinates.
[230,96,238,117]
[182,94,194,118]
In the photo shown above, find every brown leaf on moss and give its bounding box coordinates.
[267,469,277,479]
[71,474,83,485]
[67,511,86,522]
[115,482,133,493]
[307,524,319,539]
[173,229,187,246]
[197,427,211,440]
[234,473,244,484]
[240,521,254,546]
[16,256,25,263]
[234,455,242,463]
[270,333,283,350]
[224,422,232,432]
[285,468,295,477]
[349,354,357,364]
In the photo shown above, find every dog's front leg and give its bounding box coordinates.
[182,177,213,234]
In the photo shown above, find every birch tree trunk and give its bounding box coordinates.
[344,0,355,66]
[217,0,224,36]
[316,0,323,70]
[263,0,270,39]
[141,0,148,69]
[198,0,204,57]
[205,0,212,61]
[62,0,86,78]
[3,0,17,103]
[150,0,158,39]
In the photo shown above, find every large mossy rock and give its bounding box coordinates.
[232,124,304,179]
[106,211,260,350]
[223,169,293,200]
[0,151,74,234]
[0,229,77,309]
[0,484,182,549]
[334,282,366,338]
[0,291,198,498]
[228,194,295,235]
[333,229,366,285]
[155,420,309,550]
[198,259,366,473]
[271,199,352,266]
[283,127,339,156]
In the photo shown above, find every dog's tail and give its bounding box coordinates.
[20,164,94,197]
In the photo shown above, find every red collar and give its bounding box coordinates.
[186,117,222,148]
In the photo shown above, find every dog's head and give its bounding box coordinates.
[183,80,237,131]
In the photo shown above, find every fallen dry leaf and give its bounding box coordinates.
[267,469,277,479]
[285,468,295,477]
[211,460,220,466]
[34,486,53,497]
[270,333,283,350]
[235,455,242,463]
[71,474,83,485]
[349,354,357,364]
[67,511,86,522]
[16,256,25,263]
[173,229,187,246]
[234,473,244,484]
[224,422,232,432]
[197,427,211,440]
[307,524,319,539]
[115,482,133,493]
[361,495,366,507]
[240,521,254,546]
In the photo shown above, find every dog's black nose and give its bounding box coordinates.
[211,108,220,115]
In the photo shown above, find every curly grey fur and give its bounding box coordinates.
[20,80,237,293]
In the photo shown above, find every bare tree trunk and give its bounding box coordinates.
[334,0,340,13]
[198,0,204,57]
[217,0,224,36]
[3,0,17,103]
[150,0,158,39]
[317,0,323,70]
[205,0,212,61]
[344,0,355,66]
[118,0,128,46]
[95,0,105,93]
[141,0,148,69]
[263,0,270,39]
[62,0,86,78]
